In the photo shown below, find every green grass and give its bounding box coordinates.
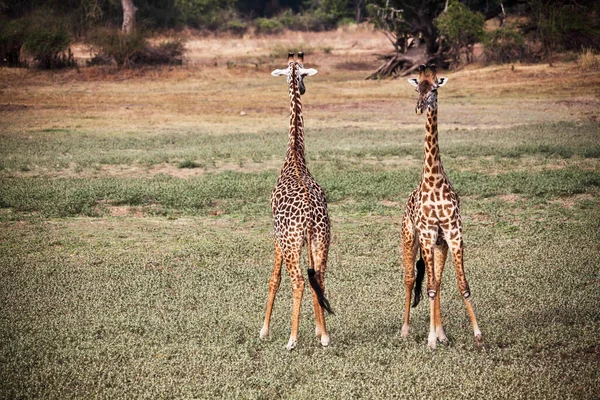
[1,63,599,398]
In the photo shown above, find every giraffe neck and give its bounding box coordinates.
[285,66,306,168]
[422,105,444,179]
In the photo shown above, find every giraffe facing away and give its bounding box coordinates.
[400,64,484,349]
[260,52,333,351]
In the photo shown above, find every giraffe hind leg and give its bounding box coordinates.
[284,250,304,351]
[260,240,284,340]
[449,238,484,347]
[308,242,331,347]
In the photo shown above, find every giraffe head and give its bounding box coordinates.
[271,52,318,95]
[407,64,448,115]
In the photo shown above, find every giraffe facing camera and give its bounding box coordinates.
[400,64,484,350]
[407,64,448,115]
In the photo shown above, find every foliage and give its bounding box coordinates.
[436,1,485,46]
[0,17,28,67]
[255,18,284,35]
[366,0,447,54]
[21,12,77,69]
[435,0,484,67]
[525,0,600,59]
[305,0,354,22]
[579,48,600,71]
[88,28,184,67]
[483,24,527,64]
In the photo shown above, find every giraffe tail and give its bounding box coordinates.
[412,250,425,308]
[307,268,334,315]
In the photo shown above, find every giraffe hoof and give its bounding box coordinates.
[475,333,485,348]
[436,328,448,343]
[259,327,269,340]
[286,338,297,351]
[428,290,436,299]
[320,334,330,347]
[401,324,410,339]
[428,332,437,350]
[462,290,471,300]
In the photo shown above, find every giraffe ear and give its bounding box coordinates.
[271,68,290,77]
[407,78,419,87]
[437,77,448,87]
[299,68,318,77]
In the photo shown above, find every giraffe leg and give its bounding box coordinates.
[418,236,438,349]
[448,238,484,347]
[285,251,304,351]
[310,243,330,347]
[433,241,448,343]
[260,240,284,340]
[401,215,418,339]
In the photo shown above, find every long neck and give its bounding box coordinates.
[422,105,443,179]
[285,67,306,166]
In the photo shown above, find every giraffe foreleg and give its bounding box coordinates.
[419,233,439,349]
[260,240,284,340]
[433,241,449,343]
[448,237,484,347]
[401,216,418,339]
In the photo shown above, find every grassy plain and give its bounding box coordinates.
[1,27,599,398]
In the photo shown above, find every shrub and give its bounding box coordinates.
[2,12,76,69]
[224,19,248,36]
[435,0,485,67]
[0,18,28,67]
[89,28,147,67]
[484,24,528,64]
[579,48,600,71]
[526,0,600,58]
[255,18,284,35]
[23,22,76,69]
[88,28,184,67]
[273,8,342,32]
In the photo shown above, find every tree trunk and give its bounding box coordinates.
[356,0,364,23]
[121,0,138,34]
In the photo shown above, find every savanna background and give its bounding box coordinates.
[1,0,599,398]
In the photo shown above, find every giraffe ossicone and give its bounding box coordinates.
[400,64,483,350]
[260,52,332,351]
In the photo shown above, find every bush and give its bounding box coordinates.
[255,18,284,35]
[435,0,485,67]
[88,28,184,67]
[579,48,600,71]
[1,12,76,69]
[0,18,28,67]
[23,22,76,69]
[526,0,600,58]
[224,19,249,36]
[272,10,336,32]
[484,24,528,64]
[139,39,185,65]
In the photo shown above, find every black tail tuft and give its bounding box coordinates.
[412,255,425,308]
[307,268,334,315]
